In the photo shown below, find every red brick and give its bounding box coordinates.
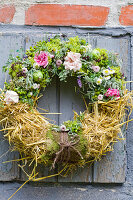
[25,4,109,26]
[0,5,15,24]
[119,5,133,26]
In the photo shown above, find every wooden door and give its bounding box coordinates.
[0,32,130,183]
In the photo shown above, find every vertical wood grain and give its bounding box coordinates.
[58,77,92,182]
[20,34,58,182]
[90,35,130,183]
[0,34,24,181]
[0,32,128,183]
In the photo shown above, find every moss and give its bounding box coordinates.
[40,130,59,163]
[46,130,59,153]
[77,133,88,157]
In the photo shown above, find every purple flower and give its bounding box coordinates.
[23,54,28,59]
[77,78,82,88]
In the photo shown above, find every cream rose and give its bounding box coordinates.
[4,90,19,104]
[63,51,82,72]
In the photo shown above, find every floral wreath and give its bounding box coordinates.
[0,35,133,182]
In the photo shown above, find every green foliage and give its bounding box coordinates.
[64,119,82,135]
[64,36,86,53]
[2,35,124,105]
[92,48,109,67]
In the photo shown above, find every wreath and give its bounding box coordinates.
[0,35,133,180]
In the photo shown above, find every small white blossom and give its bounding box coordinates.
[92,65,100,72]
[60,125,66,132]
[33,83,40,89]
[98,94,103,100]
[96,78,102,85]
[33,63,39,69]
[102,69,110,76]
[104,76,111,80]
[22,67,28,73]
[109,69,115,74]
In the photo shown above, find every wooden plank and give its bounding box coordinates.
[93,126,126,183]
[0,34,24,181]
[90,35,130,79]
[131,36,133,90]
[20,34,58,182]
[90,35,130,183]
[58,77,92,182]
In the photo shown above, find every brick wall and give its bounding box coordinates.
[0,0,133,27]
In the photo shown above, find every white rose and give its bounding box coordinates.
[4,90,19,104]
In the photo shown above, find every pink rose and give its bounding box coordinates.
[34,51,48,68]
[4,90,19,104]
[105,88,120,98]
[63,51,82,72]
[92,65,100,72]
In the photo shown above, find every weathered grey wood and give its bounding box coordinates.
[93,128,126,183]
[58,165,92,183]
[0,34,24,181]
[0,33,128,183]
[90,35,130,80]
[131,36,133,90]
[58,77,92,182]
[91,35,130,183]
[20,35,58,182]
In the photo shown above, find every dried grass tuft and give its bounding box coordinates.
[81,90,133,161]
[0,89,133,170]
[0,102,51,164]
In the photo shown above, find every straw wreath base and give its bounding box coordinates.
[0,91,133,179]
